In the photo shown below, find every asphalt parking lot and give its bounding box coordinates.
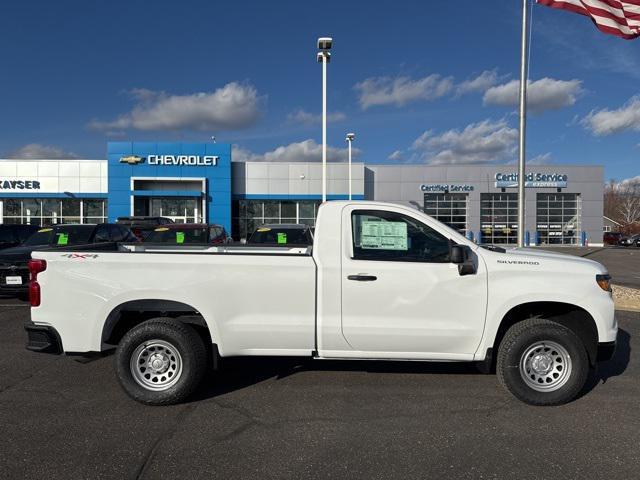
[0,297,638,479]
[531,246,640,289]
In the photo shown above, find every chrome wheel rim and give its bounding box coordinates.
[130,340,183,391]
[519,341,572,392]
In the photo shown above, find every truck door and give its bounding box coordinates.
[340,206,487,357]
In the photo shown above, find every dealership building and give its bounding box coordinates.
[0,142,604,245]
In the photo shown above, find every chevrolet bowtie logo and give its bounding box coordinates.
[119,155,144,165]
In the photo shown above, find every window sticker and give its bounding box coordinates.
[38,228,53,233]
[56,233,69,245]
[257,227,271,232]
[154,227,169,232]
[277,232,287,244]
[176,232,185,244]
[361,221,408,250]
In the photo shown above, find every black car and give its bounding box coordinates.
[0,224,40,250]
[0,223,137,296]
[116,216,174,240]
[144,223,230,245]
[248,223,314,245]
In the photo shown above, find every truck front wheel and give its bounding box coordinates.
[115,318,207,405]
[497,318,589,406]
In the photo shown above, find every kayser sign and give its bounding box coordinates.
[0,180,41,190]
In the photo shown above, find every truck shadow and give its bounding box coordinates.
[579,328,631,399]
[192,328,631,403]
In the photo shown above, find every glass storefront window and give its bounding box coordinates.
[1,198,106,226]
[536,193,581,245]
[233,199,321,240]
[480,193,518,244]
[149,197,201,223]
[423,193,468,234]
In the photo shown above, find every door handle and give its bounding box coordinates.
[347,274,377,282]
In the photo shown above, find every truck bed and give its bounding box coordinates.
[30,243,317,355]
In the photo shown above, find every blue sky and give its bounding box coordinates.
[0,0,639,181]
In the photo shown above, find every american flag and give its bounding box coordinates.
[538,0,640,39]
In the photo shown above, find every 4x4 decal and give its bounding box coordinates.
[60,254,99,259]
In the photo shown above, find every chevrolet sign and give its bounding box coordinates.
[148,155,218,166]
[120,155,144,165]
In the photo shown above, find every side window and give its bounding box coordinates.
[210,227,222,241]
[107,225,127,242]
[121,228,137,242]
[351,210,451,263]
[93,225,110,243]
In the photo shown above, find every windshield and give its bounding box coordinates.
[145,227,212,244]
[249,227,312,245]
[23,226,95,246]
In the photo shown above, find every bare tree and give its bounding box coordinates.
[617,179,640,226]
[603,179,620,221]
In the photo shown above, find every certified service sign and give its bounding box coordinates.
[495,173,568,188]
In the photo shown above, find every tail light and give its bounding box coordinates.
[28,259,47,307]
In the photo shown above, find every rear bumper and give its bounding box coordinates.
[25,322,62,354]
[597,340,616,362]
[0,284,28,294]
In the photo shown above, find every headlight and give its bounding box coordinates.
[596,274,612,292]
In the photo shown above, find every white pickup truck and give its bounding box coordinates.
[25,201,617,406]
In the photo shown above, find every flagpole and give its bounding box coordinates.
[517,0,529,248]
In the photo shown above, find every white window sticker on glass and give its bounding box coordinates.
[361,221,408,250]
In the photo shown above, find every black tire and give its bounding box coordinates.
[497,317,589,406]
[115,318,207,405]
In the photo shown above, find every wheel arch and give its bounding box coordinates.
[101,299,212,349]
[492,301,599,367]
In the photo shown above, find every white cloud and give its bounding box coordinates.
[483,78,583,113]
[286,109,346,125]
[455,70,499,96]
[354,74,453,109]
[88,82,263,132]
[232,139,360,163]
[528,152,553,165]
[388,150,404,161]
[411,119,518,165]
[4,143,78,159]
[582,96,640,136]
[617,175,640,190]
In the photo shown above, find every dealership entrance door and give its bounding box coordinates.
[134,197,203,223]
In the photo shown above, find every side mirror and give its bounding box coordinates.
[450,244,476,276]
[450,244,466,264]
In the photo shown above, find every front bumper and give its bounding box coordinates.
[25,322,62,354]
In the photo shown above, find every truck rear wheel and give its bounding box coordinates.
[497,318,589,406]
[115,318,207,405]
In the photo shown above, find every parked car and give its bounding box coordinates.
[603,232,623,246]
[0,224,40,250]
[144,224,229,245]
[0,223,137,296]
[116,216,174,240]
[618,233,640,247]
[25,201,616,407]
[248,223,314,245]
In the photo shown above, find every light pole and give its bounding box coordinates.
[346,133,355,200]
[317,37,332,202]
